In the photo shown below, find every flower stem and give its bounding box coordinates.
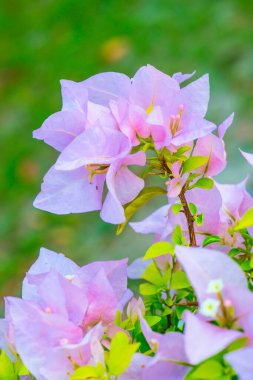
[178,189,197,247]
[161,155,197,247]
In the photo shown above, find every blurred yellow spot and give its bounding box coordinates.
[100,37,130,63]
[146,101,154,115]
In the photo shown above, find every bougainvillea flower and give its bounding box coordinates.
[41,327,104,380]
[192,113,234,177]
[183,311,242,365]
[177,246,253,343]
[7,296,104,380]
[146,73,216,149]
[4,249,130,379]
[176,246,247,303]
[23,248,128,324]
[216,177,253,221]
[240,149,253,166]
[120,315,189,379]
[6,297,83,379]
[34,125,146,223]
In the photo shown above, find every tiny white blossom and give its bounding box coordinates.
[65,274,76,282]
[207,279,224,294]
[200,298,220,318]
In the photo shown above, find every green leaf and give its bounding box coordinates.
[190,178,214,190]
[170,271,191,289]
[195,213,204,227]
[226,337,248,353]
[107,332,139,376]
[116,187,167,235]
[139,283,160,295]
[70,363,105,379]
[145,315,161,327]
[182,156,208,174]
[172,203,183,214]
[202,235,222,247]
[235,207,253,230]
[175,146,192,156]
[189,202,197,215]
[172,224,184,245]
[191,359,224,379]
[228,248,241,257]
[0,350,16,379]
[143,242,175,260]
[141,262,164,286]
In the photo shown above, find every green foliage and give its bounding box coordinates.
[172,225,185,245]
[189,202,197,215]
[235,207,253,230]
[0,350,16,379]
[143,241,174,260]
[70,363,106,380]
[106,332,139,376]
[0,350,30,380]
[185,358,236,380]
[189,178,214,190]
[172,203,183,214]
[186,360,224,379]
[116,187,167,235]
[203,235,222,247]
[194,213,204,227]
[170,271,191,290]
[182,156,209,174]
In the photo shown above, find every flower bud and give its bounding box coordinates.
[127,297,145,323]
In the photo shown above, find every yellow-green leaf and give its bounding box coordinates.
[70,363,105,379]
[107,332,139,376]
[143,242,174,260]
[0,350,16,379]
[171,271,191,289]
[235,207,253,230]
[116,187,167,235]
[182,156,208,174]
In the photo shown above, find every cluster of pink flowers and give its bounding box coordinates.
[1,65,253,379]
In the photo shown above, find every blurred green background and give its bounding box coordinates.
[0,0,253,309]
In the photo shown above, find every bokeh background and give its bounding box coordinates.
[0,0,253,310]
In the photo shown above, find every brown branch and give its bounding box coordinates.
[178,190,197,247]
[174,301,198,307]
[161,155,197,247]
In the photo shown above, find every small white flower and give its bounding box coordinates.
[65,274,76,282]
[207,279,224,294]
[200,298,220,318]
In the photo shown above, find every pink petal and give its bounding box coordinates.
[218,113,234,139]
[55,125,131,171]
[179,74,210,118]
[193,134,226,177]
[240,149,253,166]
[184,311,242,364]
[176,246,247,302]
[33,165,104,215]
[225,347,253,380]
[33,110,86,152]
